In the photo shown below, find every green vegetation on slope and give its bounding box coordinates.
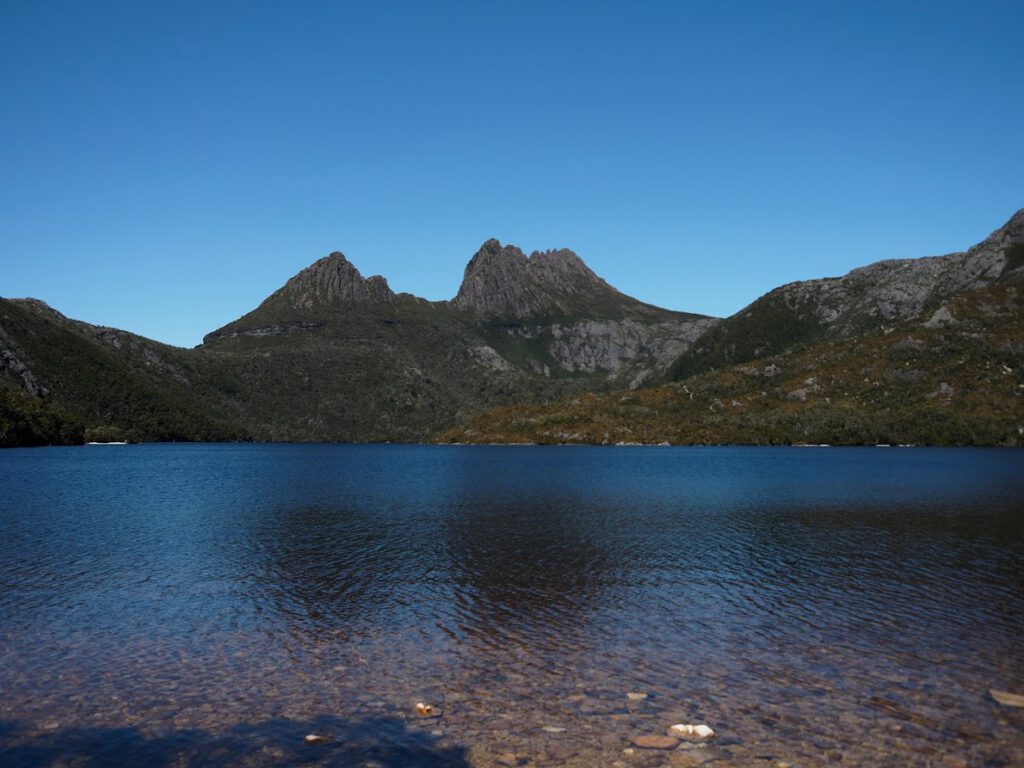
[197,298,598,442]
[440,282,1024,446]
[1005,243,1024,274]
[0,299,249,444]
[665,290,822,381]
[0,384,83,447]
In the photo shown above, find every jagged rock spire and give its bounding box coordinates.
[260,251,395,311]
[452,238,664,320]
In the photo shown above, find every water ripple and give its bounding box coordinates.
[0,445,1022,766]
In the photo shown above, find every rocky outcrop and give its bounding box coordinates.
[769,209,1021,334]
[465,345,513,372]
[544,317,717,376]
[0,326,49,397]
[11,298,69,321]
[669,209,1024,380]
[260,251,396,311]
[78,324,190,383]
[203,321,325,344]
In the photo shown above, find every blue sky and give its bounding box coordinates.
[2,1,1022,347]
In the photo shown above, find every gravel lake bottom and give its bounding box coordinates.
[1,444,1022,767]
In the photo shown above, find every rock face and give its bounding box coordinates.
[546,317,718,375]
[203,321,325,344]
[771,208,1021,333]
[260,251,396,311]
[0,326,49,397]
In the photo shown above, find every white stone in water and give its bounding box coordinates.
[626,691,648,701]
[542,726,567,733]
[669,723,715,739]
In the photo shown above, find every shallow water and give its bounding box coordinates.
[0,444,1022,767]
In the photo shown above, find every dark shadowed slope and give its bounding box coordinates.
[0,299,248,444]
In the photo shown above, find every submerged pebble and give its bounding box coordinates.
[632,734,680,749]
[547,744,577,760]
[990,689,1024,707]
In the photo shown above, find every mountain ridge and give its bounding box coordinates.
[443,272,1024,446]
[199,238,715,396]
[2,210,1021,446]
[666,208,1024,381]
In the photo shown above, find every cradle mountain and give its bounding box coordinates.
[2,210,1022,447]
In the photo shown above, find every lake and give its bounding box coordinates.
[0,445,1022,767]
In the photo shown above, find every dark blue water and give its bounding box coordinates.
[1,445,1022,767]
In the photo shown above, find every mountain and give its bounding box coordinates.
[443,273,1024,446]
[666,209,1024,381]
[451,240,716,388]
[1,241,715,445]
[2,212,1020,447]
[232,250,398,316]
[444,209,1024,446]
[196,241,715,440]
[0,298,246,446]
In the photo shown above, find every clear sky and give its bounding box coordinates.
[2,1,1022,348]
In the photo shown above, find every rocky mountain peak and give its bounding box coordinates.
[983,207,1024,253]
[1003,207,1024,230]
[452,239,654,320]
[260,251,396,311]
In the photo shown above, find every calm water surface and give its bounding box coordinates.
[0,445,1022,767]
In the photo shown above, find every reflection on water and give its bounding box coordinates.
[1,445,1022,766]
[444,492,625,653]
